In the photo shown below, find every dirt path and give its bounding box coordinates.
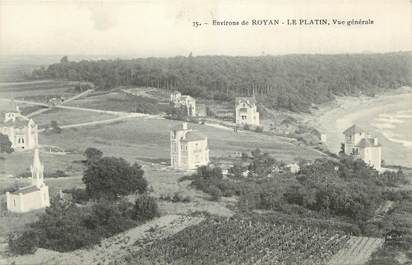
[0,98,48,107]
[62,89,94,104]
[328,236,384,265]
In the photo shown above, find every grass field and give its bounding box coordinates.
[65,91,164,113]
[33,108,115,128]
[35,118,324,165]
[0,80,78,102]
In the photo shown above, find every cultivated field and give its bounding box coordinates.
[116,215,350,265]
[328,236,384,265]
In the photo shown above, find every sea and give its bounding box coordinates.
[322,91,412,168]
[347,93,412,168]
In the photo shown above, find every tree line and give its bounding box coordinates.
[31,52,412,112]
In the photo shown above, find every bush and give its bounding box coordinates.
[0,133,13,153]
[83,157,148,199]
[63,188,89,203]
[30,199,137,252]
[50,120,62,133]
[46,170,68,178]
[84,147,103,164]
[8,230,38,255]
[133,195,160,222]
[208,186,222,201]
[172,192,192,203]
[255,126,264,133]
[243,124,250,130]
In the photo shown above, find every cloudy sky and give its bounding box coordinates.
[0,0,411,57]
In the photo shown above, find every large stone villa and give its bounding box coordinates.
[170,122,210,170]
[170,91,197,117]
[235,97,260,126]
[0,101,39,151]
[6,148,50,213]
[342,125,382,170]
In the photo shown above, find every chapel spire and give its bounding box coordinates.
[31,147,44,187]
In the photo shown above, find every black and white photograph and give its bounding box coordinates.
[0,0,411,264]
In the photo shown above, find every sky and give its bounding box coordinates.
[0,0,411,57]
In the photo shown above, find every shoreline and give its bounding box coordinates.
[303,87,412,167]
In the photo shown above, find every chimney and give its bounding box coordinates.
[182,122,188,130]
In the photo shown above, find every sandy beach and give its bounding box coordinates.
[304,87,412,167]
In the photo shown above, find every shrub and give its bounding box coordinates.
[0,133,13,153]
[8,230,39,255]
[63,188,89,203]
[133,195,160,222]
[50,120,62,133]
[46,170,68,178]
[172,192,192,203]
[83,157,148,199]
[84,147,103,164]
[243,124,250,130]
[255,126,264,133]
[30,199,137,252]
[208,186,222,201]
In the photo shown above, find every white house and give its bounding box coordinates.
[6,148,50,213]
[170,91,196,117]
[235,97,260,126]
[285,163,300,174]
[342,125,382,170]
[170,122,209,170]
[0,101,39,151]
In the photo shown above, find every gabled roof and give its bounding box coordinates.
[356,138,381,148]
[10,185,40,195]
[172,123,189,131]
[180,95,195,101]
[236,97,257,107]
[0,116,30,128]
[182,131,207,142]
[343,125,365,136]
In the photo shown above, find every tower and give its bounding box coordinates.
[170,122,190,168]
[31,148,44,188]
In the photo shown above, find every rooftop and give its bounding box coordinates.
[182,131,207,142]
[356,138,381,148]
[236,97,257,107]
[172,123,190,131]
[343,125,365,136]
[0,116,30,128]
[10,185,40,195]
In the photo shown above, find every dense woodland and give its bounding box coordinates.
[31,52,412,112]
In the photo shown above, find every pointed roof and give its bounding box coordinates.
[172,122,190,131]
[182,131,207,142]
[236,97,257,107]
[343,125,365,136]
[356,138,381,148]
[10,185,40,195]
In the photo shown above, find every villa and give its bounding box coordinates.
[0,101,39,151]
[342,125,382,170]
[170,122,210,170]
[170,91,197,117]
[235,97,260,126]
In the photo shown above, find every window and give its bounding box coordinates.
[242,115,247,120]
